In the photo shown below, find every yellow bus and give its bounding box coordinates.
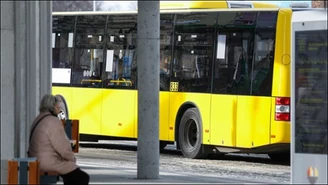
[51,1,292,160]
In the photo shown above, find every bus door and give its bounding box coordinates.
[101,14,138,138]
[210,11,257,148]
[235,11,277,148]
[211,29,253,147]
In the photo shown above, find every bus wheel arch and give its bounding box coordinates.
[55,94,69,120]
[175,103,205,159]
[175,102,195,149]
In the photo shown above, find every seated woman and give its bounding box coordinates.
[28,94,89,185]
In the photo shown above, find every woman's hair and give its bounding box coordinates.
[39,94,60,113]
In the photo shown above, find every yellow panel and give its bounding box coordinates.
[160,92,170,141]
[189,1,228,9]
[160,1,228,9]
[252,2,279,8]
[272,8,292,97]
[69,88,102,135]
[134,91,170,141]
[270,98,290,144]
[101,89,136,138]
[210,95,237,147]
[236,96,271,148]
[169,92,211,144]
[160,1,189,9]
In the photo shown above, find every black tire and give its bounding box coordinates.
[178,108,205,159]
[159,141,168,150]
[269,153,290,163]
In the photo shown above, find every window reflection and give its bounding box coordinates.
[217,12,257,29]
[251,31,275,95]
[212,11,277,96]
[256,12,277,29]
[160,14,174,91]
[173,12,216,92]
[213,12,257,95]
[103,14,137,89]
[250,12,277,96]
[52,11,278,94]
[72,15,106,88]
[52,16,75,85]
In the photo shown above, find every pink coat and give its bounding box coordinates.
[28,112,78,175]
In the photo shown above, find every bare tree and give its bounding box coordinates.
[52,1,93,12]
[95,1,137,11]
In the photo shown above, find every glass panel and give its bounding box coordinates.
[251,30,275,95]
[256,11,277,29]
[52,16,75,85]
[72,15,107,88]
[103,14,137,89]
[213,12,257,95]
[295,30,327,154]
[172,12,217,92]
[160,14,175,91]
[53,1,94,12]
[251,12,277,96]
[217,12,257,29]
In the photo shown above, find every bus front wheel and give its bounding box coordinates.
[55,94,69,119]
[178,108,205,159]
[160,141,168,150]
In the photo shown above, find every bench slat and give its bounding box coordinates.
[7,160,18,184]
[40,171,59,176]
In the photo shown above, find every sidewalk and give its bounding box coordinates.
[55,162,270,184]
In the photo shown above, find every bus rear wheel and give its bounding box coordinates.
[269,152,290,163]
[178,108,205,159]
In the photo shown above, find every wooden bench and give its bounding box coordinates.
[62,119,80,153]
[40,171,59,184]
[7,158,39,184]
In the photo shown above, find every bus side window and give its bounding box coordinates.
[251,11,277,96]
[213,11,256,95]
[160,14,175,91]
[71,15,107,88]
[251,34,275,95]
[103,14,137,89]
[172,12,216,93]
[52,16,75,86]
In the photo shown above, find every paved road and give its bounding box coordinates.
[64,141,290,184]
[96,140,272,159]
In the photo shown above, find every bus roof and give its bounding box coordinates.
[52,1,280,16]
[52,8,281,16]
[251,2,279,8]
[159,1,279,9]
[159,1,228,9]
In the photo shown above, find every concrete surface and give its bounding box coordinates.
[56,161,268,184]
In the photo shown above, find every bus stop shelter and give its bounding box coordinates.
[1,1,160,181]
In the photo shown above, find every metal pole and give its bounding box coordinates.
[137,0,160,179]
